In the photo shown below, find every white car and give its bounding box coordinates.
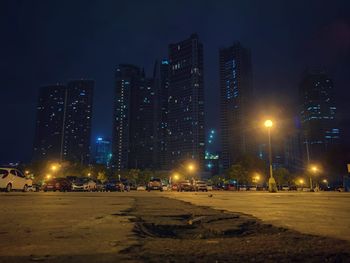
[71,177,96,191]
[137,185,146,191]
[0,168,32,192]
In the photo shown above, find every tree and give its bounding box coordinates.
[208,175,225,186]
[97,171,108,183]
[138,169,154,185]
[225,164,249,185]
[274,167,292,186]
[126,169,141,184]
[236,154,266,174]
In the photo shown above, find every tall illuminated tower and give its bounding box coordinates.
[167,34,205,169]
[112,64,156,174]
[299,70,340,163]
[219,42,254,169]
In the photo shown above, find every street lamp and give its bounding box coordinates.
[187,164,195,172]
[309,165,319,190]
[252,173,260,188]
[264,120,277,192]
[46,174,52,180]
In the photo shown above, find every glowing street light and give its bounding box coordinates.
[264,119,273,128]
[311,166,318,173]
[173,173,180,181]
[46,174,52,180]
[187,163,195,172]
[252,173,261,187]
[264,119,277,192]
[87,173,91,177]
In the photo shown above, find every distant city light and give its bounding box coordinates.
[97,137,103,141]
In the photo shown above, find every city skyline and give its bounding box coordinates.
[1,1,350,164]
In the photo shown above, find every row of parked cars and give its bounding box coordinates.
[42,177,134,192]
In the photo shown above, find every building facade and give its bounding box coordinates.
[95,137,112,166]
[33,84,67,161]
[219,42,254,170]
[153,59,170,169]
[299,71,340,163]
[63,80,94,164]
[112,64,157,174]
[167,33,205,169]
[33,80,93,164]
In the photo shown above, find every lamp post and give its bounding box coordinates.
[297,178,304,190]
[310,165,319,191]
[264,120,277,192]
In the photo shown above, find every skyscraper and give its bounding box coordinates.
[167,34,205,169]
[153,59,170,169]
[33,84,67,161]
[112,64,157,173]
[299,70,340,163]
[95,137,112,166]
[63,80,94,164]
[33,80,94,164]
[219,42,254,170]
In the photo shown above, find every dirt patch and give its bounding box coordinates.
[121,196,350,262]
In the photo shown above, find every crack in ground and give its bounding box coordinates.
[117,196,350,263]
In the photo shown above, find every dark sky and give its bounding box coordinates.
[1,0,350,163]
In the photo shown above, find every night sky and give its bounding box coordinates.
[1,0,350,163]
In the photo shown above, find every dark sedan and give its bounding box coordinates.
[43,178,72,192]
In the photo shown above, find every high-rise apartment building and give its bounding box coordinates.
[112,64,157,173]
[63,80,93,164]
[33,80,93,164]
[153,59,170,169]
[167,34,205,169]
[299,70,340,163]
[95,137,112,166]
[219,42,254,169]
[33,84,67,161]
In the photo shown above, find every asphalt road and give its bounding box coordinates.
[166,191,350,241]
[0,191,350,263]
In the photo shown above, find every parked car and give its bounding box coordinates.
[224,184,237,191]
[171,184,178,191]
[194,180,208,192]
[177,180,194,192]
[43,178,72,192]
[281,185,290,191]
[147,178,163,191]
[95,180,106,192]
[248,185,257,191]
[71,177,96,191]
[129,184,137,191]
[289,185,297,191]
[336,186,345,192]
[238,185,247,191]
[0,167,32,192]
[136,185,146,191]
[104,180,125,192]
